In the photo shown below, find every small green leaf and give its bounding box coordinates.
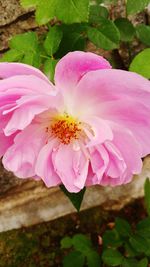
[114,18,135,42]
[87,18,120,50]
[126,0,150,15]
[136,24,150,46]
[10,32,38,52]
[0,49,23,62]
[22,51,40,68]
[44,58,59,82]
[21,0,90,25]
[136,217,150,238]
[129,234,150,254]
[72,234,92,253]
[60,185,86,211]
[144,178,150,216]
[125,242,138,257]
[63,251,85,267]
[61,237,72,249]
[86,250,101,267]
[102,249,123,266]
[103,230,122,248]
[115,218,132,237]
[138,258,148,267]
[44,26,63,56]
[20,0,38,8]
[122,258,138,267]
[129,48,150,79]
[89,5,109,24]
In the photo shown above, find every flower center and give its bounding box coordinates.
[50,114,81,144]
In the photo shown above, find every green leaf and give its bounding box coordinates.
[122,258,138,267]
[22,51,40,68]
[44,26,63,56]
[21,0,90,25]
[89,5,109,24]
[86,251,101,267]
[129,234,150,254]
[63,251,85,267]
[60,185,86,211]
[136,217,150,238]
[87,18,120,50]
[61,237,72,249]
[114,18,135,42]
[102,249,123,266]
[0,49,23,62]
[126,0,150,15]
[144,178,150,216]
[125,242,138,257]
[44,58,58,82]
[103,229,123,248]
[20,0,38,8]
[136,24,150,46]
[138,258,148,267]
[72,234,92,253]
[10,32,38,52]
[115,218,132,237]
[129,48,150,79]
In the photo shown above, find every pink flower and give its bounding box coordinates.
[0,51,150,192]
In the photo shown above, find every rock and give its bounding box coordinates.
[0,156,149,232]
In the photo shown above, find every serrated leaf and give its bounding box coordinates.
[115,218,132,237]
[22,51,40,68]
[63,251,85,267]
[136,217,150,237]
[87,18,120,50]
[20,0,38,8]
[129,48,150,79]
[21,0,90,25]
[129,234,150,254]
[44,26,63,56]
[44,58,58,82]
[89,5,109,24]
[86,250,101,267]
[136,24,150,46]
[61,237,72,249]
[60,185,86,211]
[138,258,148,267]
[102,249,123,266]
[114,18,135,42]
[10,32,38,52]
[103,229,122,248]
[144,178,150,216]
[0,49,23,62]
[126,0,150,15]
[72,234,92,253]
[122,258,138,267]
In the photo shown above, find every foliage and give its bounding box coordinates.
[61,178,150,266]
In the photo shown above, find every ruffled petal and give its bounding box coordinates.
[2,124,46,178]
[52,143,89,192]
[0,62,49,82]
[35,139,61,187]
[55,51,111,93]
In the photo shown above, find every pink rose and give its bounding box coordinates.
[0,51,150,192]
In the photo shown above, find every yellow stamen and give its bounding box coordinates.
[50,114,81,144]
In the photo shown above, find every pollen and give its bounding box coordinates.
[50,114,81,144]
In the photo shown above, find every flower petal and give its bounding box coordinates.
[52,143,89,192]
[0,62,49,82]
[35,140,61,187]
[2,124,46,178]
[55,51,111,93]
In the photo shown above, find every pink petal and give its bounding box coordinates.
[0,62,49,83]
[55,51,111,93]
[35,139,61,187]
[2,124,46,178]
[52,143,89,192]
[0,132,16,157]
[83,116,113,147]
